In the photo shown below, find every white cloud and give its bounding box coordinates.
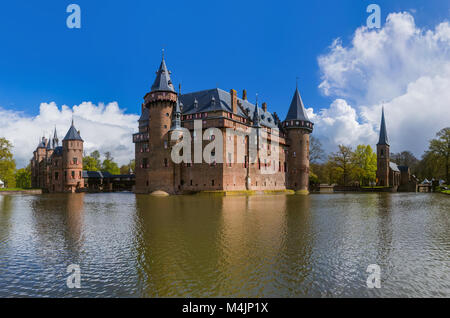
[315,12,450,156]
[0,102,139,168]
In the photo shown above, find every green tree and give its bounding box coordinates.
[120,159,136,175]
[0,137,16,188]
[428,127,450,183]
[328,145,354,186]
[15,165,31,189]
[101,152,120,175]
[83,150,102,171]
[351,145,377,186]
[391,151,419,173]
[309,136,326,164]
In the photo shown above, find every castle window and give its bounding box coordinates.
[64,171,67,180]
[71,171,75,179]
[79,171,82,179]
[164,158,168,167]
[164,141,168,149]
[73,158,78,165]
[212,180,215,186]
[55,172,59,181]
[293,152,296,158]
[190,180,193,186]
[166,113,169,117]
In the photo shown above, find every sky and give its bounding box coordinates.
[0,0,449,168]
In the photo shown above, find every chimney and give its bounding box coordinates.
[230,89,237,114]
[262,102,267,113]
[242,89,247,100]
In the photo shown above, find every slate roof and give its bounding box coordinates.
[53,146,63,156]
[179,88,278,128]
[139,107,149,127]
[378,107,389,145]
[285,87,311,122]
[63,123,83,141]
[398,165,409,172]
[151,58,175,93]
[37,137,47,149]
[389,162,400,173]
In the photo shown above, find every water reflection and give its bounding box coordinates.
[0,192,448,297]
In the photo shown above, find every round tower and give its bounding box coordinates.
[62,120,84,193]
[282,86,314,194]
[141,55,177,194]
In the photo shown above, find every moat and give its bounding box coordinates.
[0,193,448,297]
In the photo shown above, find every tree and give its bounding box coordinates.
[428,127,450,183]
[101,152,120,175]
[15,165,31,189]
[0,137,16,188]
[391,151,419,172]
[83,150,102,171]
[309,136,326,164]
[328,145,354,186]
[351,145,377,186]
[120,160,136,175]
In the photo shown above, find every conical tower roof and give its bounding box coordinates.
[151,55,175,93]
[285,87,310,122]
[63,120,83,141]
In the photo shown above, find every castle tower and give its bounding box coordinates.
[376,107,390,186]
[62,120,84,193]
[33,137,48,189]
[139,54,178,194]
[282,85,314,194]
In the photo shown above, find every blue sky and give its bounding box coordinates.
[0,0,448,118]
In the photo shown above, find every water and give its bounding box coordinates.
[0,192,448,297]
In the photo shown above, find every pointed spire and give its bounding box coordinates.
[151,52,175,93]
[252,94,261,128]
[46,135,53,150]
[378,106,389,145]
[170,83,182,131]
[285,84,310,122]
[53,126,59,148]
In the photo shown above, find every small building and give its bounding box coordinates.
[0,179,4,189]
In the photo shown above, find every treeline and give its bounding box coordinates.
[83,150,135,175]
[310,139,377,186]
[310,127,450,185]
[0,137,31,189]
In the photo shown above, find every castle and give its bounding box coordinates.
[31,121,84,193]
[133,56,314,195]
[376,108,417,191]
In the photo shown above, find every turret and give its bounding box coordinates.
[282,85,314,194]
[376,107,390,186]
[139,53,178,194]
[62,119,84,192]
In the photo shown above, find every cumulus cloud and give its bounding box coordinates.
[314,12,450,156]
[0,102,139,168]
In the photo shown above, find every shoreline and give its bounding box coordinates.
[0,189,43,195]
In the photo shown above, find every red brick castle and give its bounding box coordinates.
[133,56,314,195]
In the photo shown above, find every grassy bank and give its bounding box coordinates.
[0,188,42,194]
[0,188,27,192]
